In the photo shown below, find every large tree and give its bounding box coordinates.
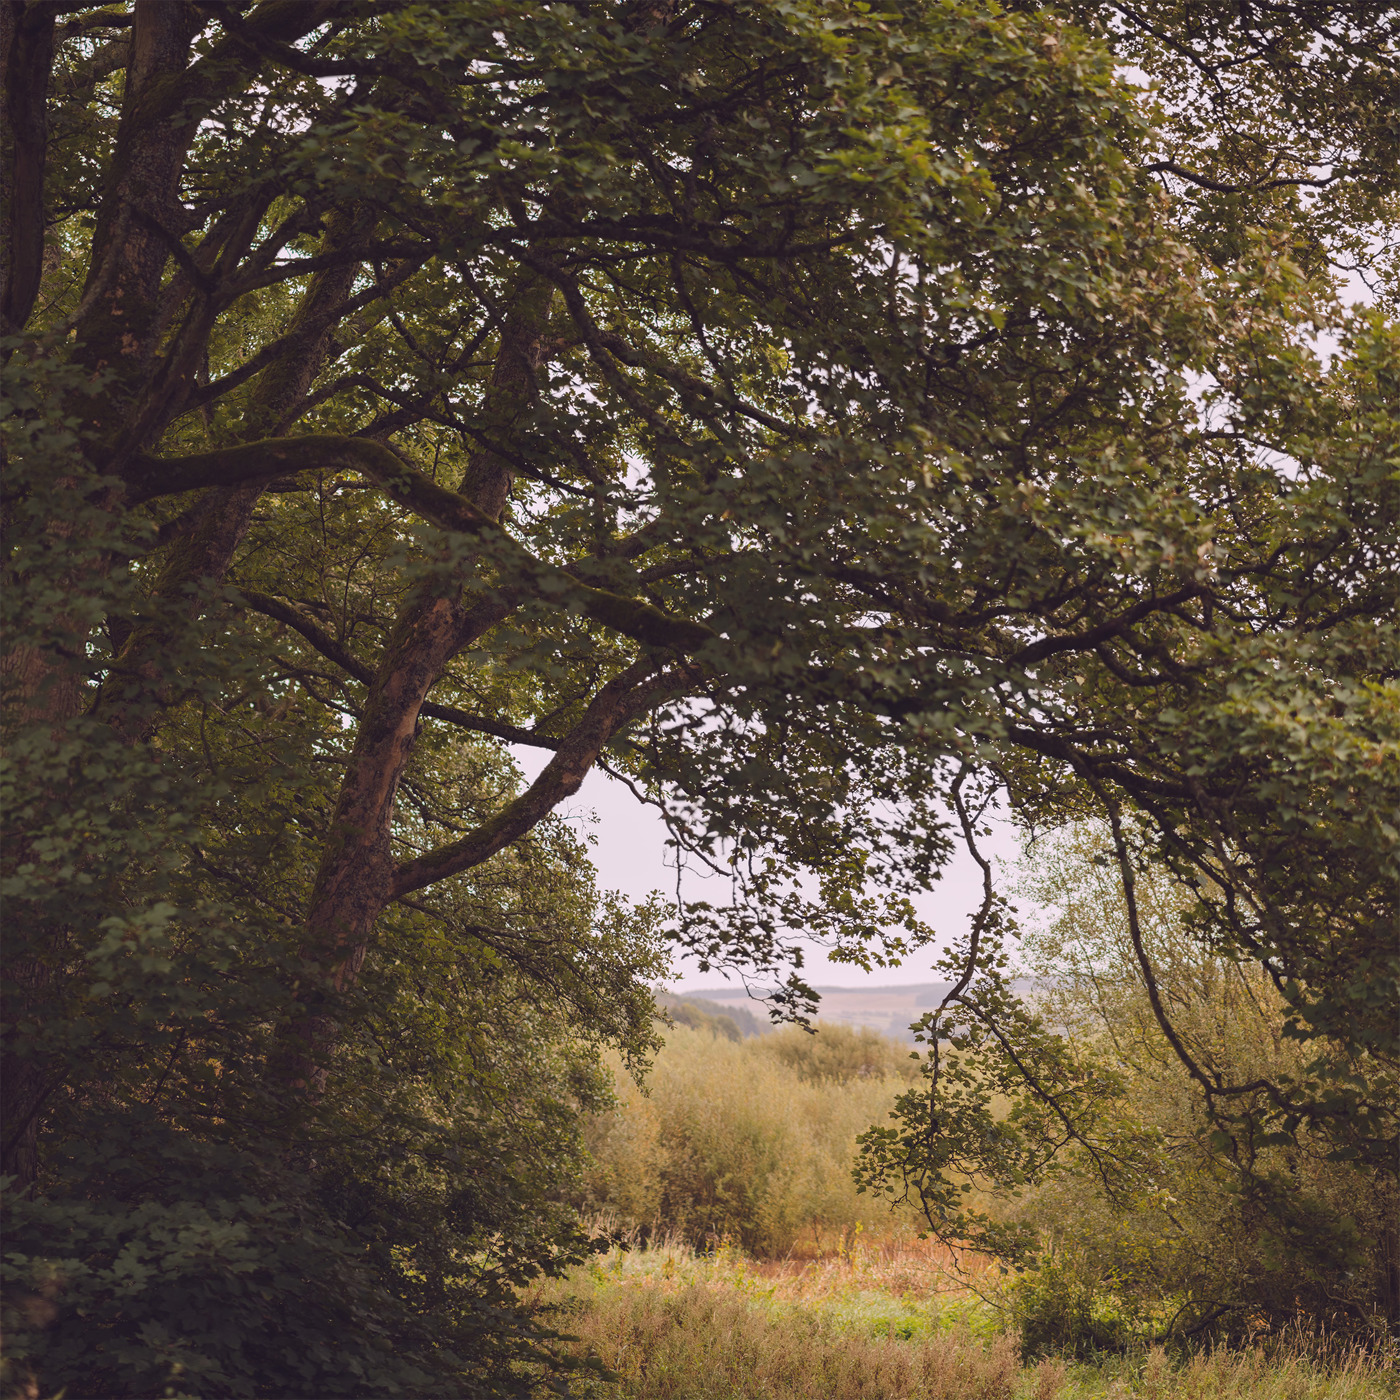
[2,0,1397,1386]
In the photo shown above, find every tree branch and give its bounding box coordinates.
[1145,160,1339,195]
[130,435,718,652]
[237,587,560,750]
[1009,584,1204,666]
[391,660,678,898]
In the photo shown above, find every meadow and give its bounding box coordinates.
[533,1234,1395,1400]
[547,1012,1397,1399]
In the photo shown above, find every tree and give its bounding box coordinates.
[845,1,1400,1338]
[872,823,1398,1352]
[1009,824,1399,1345]
[2,349,666,1393]
[2,0,1396,1386]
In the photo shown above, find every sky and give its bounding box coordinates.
[520,752,1030,994]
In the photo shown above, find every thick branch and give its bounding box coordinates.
[203,0,389,79]
[238,588,559,750]
[1009,584,1204,666]
[1146,159,1339,195]
[180,256,426,416]
[130,435,717,652]
[391,659,678,898]
[1,0,57,336]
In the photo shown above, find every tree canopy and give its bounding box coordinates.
[2,0,1396,1391]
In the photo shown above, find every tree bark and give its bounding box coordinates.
[0,0,56,337]
[301,276,558,974]
[74,0,200,441]
[72,0,344,455]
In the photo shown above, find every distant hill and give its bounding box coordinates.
[654,991,771,1041]
[675,981,1034,1041]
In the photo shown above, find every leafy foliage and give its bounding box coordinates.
[1008,826,1398,1348]
[859,823,1398,1351]
[1,0,1397,1390]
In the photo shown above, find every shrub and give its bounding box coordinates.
[582,1023,918,1254]
[1006,1254,1143,1361]
[1001,823,1400,1349]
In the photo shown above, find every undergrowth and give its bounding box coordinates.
[529,1238,1398,1399]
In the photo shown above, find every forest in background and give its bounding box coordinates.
[2,0,1396,1395]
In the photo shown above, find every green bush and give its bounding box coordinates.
[2,1135,453,1400]
[581,1023,919,1254]
[1005,1254,1142,1362]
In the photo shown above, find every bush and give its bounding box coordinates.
[1001,823,1400,1349]
[1,1137,452,1400]
[581,1023,919,1254]
[1005,1254,1143,1361]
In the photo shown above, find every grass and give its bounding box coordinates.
[529,1236,1398,1400]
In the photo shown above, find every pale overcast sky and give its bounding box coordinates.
[526,755,1029,993]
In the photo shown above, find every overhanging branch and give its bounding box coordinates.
[130,435,717,653]
[391,659,678,897]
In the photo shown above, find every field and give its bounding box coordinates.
[531,1235,1397,1400]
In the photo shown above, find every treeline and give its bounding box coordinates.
[652,992,772,1042]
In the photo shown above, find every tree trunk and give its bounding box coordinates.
[284,279,558,1085]
[0,0,55,337]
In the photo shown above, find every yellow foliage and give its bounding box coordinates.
[582,1023,920,1255]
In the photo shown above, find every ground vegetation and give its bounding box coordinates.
[534,1235,1396,1399]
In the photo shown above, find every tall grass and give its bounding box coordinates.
[534,1239,1397,1400]
[536,1237,1018,1400]
[557,1287,1019,1400]
[582,1022,920,1255]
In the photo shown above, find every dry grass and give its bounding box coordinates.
[1055,1345,1396,1399]
[530,1237,1398,1400]
[546,1282,1020,1399]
